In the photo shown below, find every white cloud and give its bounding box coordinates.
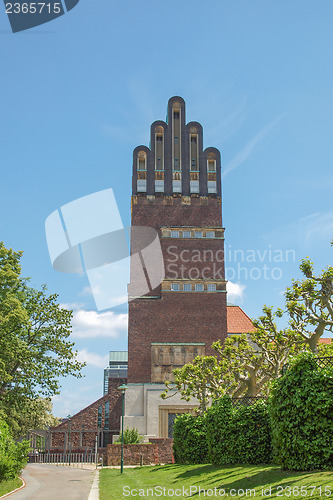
[71,309,128,339]
[76,349,108,368]
[223,113,287,179]
[302,212,333,247]
[263,211,333,251]
[52,382,101,418]
[227,281,246,303]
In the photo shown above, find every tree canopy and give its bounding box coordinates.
[0,242,85,433]
[162,242,333,410]
[286,253,333,353]
[162,306,304,411]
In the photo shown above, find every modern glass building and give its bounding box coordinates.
[103,351,128,395]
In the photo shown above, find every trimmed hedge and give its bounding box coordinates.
[206,396,272,465]
[173,413,209,464]
[270,352,333,471]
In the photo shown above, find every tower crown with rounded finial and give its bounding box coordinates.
[132,96,221,197]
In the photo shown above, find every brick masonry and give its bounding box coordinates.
[107,438,174,466]
[128,195,227,383]
[50,378,126,450]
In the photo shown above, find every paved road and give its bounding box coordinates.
[9,464,96,500]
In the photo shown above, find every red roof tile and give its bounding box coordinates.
[318,338,333,344]
[227,305,254,334]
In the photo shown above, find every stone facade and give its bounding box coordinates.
[123,383,198,439]
[151,343,206,383]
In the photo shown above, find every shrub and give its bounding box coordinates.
[173,413,209,464]
[0,418,29,480]
[206,396,272,465]
[270,352,333,470]
[114,427,143,444]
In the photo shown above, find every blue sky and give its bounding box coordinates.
[1,1,332,417]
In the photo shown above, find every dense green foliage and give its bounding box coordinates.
[0,417,29,480]
[0,242,85,436]
[173,413,208,464]
[114,427,143,444]
[206,396,272,465]
[270,352,333,470]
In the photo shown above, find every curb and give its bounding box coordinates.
[0,477,26,499]
[88,469,99,500]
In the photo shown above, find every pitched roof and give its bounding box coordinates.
[318,338,333,344]
[227,305,254,334]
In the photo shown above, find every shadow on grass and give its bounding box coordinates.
[181,466,333,497]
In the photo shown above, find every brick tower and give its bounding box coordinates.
[128,96,227,384]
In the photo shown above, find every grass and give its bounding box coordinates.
[0,477,23,497]
[99,464,333,499]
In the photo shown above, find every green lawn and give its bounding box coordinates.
[0,477,22,497]
[100,464,333,499]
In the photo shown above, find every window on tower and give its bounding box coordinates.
[195,284,204,292]
[207,284,216,292]
[182,230,191,238]
[137,179,146,192]
[207,159,216,171]
[171,230,179,238]
[208,181,217,193]
[171,283,180,291]
[97,405,102,428]
[183,283,192,291]
[137,151,147,170]
[155,180,164,192]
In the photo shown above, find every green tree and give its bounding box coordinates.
[213,306,303,397]
[318,338,333,357]
[0,242,85,433]
[270,352,333,470]
[286,245,333,353]
[5,397,60,438]
[114,428,143,444]
[161,356,232,414]
[0,413,29,480]
[162,306,304,408]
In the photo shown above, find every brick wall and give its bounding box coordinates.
[107,438,173,465]
[50,378,126,450]
[128,195,227,383]
[131,195,223,228]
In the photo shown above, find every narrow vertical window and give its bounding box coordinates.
[172,107,181,171]
[190,133,198,171]
[104,402,109,430]
[155,126,164,171]
[97,405,103,429]
[137,151,147,192]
